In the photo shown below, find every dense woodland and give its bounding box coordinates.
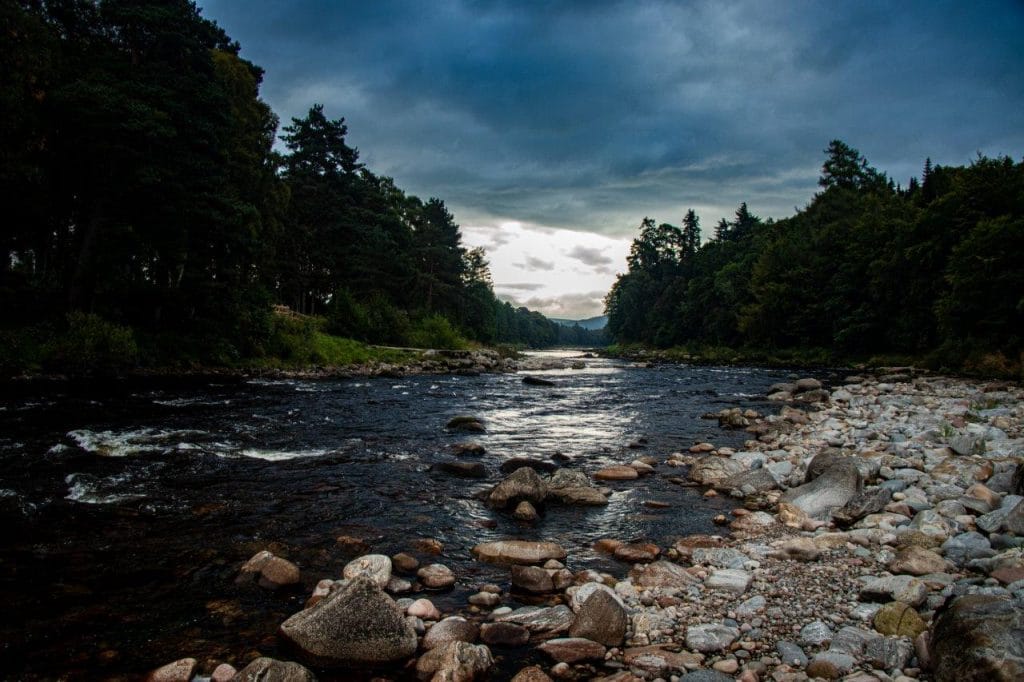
[0,0,602,373]
[606,141,1024,375]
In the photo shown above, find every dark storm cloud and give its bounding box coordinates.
[200,0,1024,234]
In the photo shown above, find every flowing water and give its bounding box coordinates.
[0,351,797,680]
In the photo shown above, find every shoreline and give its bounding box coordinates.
[138,371,1023,681]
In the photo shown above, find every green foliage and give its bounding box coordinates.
[44,312,138,375]
[1,0,580,372]
[406,315,467,350]
[606,142,1024,377]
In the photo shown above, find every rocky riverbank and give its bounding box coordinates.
[145,372,1023,682]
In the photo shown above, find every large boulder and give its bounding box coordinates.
[472,540,567,565]
[832,486,892,526]
[488,467,548,509]
[930,595,1024,682]
[279,576,417,667]
[805,449,850,483]
[781,461,862,519]
[568,589,628,646]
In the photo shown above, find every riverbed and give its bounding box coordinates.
[0,351,798,679]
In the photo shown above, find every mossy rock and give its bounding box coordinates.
[874,601,927,638]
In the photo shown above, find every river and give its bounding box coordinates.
[0,351,798,680]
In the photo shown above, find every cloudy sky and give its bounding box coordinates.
[199,0,1024,319]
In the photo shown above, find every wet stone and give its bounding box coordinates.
[418,563,456,589]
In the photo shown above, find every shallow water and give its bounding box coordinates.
[0,351,796,680]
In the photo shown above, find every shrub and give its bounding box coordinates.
[44,312,139,375]
[406,315,466,350]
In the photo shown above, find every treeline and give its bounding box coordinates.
[495,303,607,348]
[0,0,567,372]
[606,141,1024,375]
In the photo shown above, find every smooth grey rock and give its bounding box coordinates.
[865,636,914,670]
[719,467,778,493]
[807,650,855,676]
[859,575,928,607]
[828,626,879,656]
[705,568,751,595]
[691,547,749,569]
[833,486,892,526]
[910,508,953,539]
[943,532,995,565]
[949,433,985,456]
[686,623,739,652]
[736,595,766,618]
[799,620,833,647]
[804,449,850,483]
[278,576,417,666]
[782,461,863,519]
[776,640,808,667]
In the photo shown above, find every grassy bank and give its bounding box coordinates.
[0,309,470,378]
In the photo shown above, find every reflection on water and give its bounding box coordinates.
[0,351,796,679]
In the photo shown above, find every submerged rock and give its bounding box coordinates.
[472,540,567,565]
[279,576,417,667]
[446,415,486,432]
[488,467,548,509]
[236,550,301,590]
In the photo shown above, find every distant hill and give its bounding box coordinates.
[549,315,608,330]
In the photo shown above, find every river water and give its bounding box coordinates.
[0,351,797,680]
